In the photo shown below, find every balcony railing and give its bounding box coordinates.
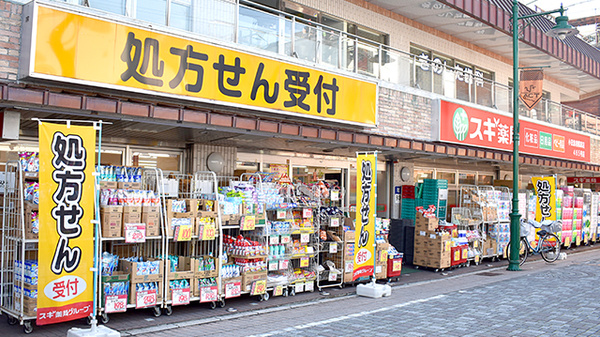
[53,0,600,136]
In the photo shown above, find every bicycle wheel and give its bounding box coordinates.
[540,233,561,263]
[506,238,528,266]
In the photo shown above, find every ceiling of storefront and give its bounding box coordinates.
[366,0,600,96]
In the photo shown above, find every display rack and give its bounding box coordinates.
[478,186,500,261]
[221,174,269,302]
[0,160,37,334]
[458,185,483,265]
[494,186,511,258]
[574,188,591,245]
[592,192,599,243]
[161,172,223,312]
[316,184,345,291]
[97,167,167,321]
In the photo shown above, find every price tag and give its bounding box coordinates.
[136,289,157,309]
[302,208,312,218]
[250,279,266,295]
[105,294,127,313]
[280,235,291,244]
[305,246,314,254]
[225,281,241,298]
[300,257,309,267]
[328,272,338,281]
[268,260,279,271]
[201,222,216,241]
[461,248,468,260]
[331,190,340,201]
[279,259,289,270]
[240,215,256,231]
[273,285,283,296]
[269,236,280,245]
[295,282,304,293]
[330,217,340,227]
[344,260,353,271]
[392,260,402,272]
[300,233,310,243]
[277,210,286,219]
[174,224,193,242]
[329,243,338,253]
[304,281,314,292]
[172,287,191,306]
[125,223,146,243]
[199,286,218,303]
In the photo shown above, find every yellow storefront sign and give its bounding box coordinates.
[26,5,377,126]
[37,122,96,325]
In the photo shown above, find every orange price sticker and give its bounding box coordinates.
[201,222,216,240]
[274,285,283,296]
[240,215,256,231]
[250,279,266,295]
[175,224,193,241]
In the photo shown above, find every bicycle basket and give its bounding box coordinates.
[541,221,561,234]
[520,221,531,236]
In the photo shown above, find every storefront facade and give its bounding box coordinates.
[1,0,600,220]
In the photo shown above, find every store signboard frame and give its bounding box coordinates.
[432,99,591,163]
[19,3,378,128]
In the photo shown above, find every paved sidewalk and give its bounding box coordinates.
[1,244,597,336]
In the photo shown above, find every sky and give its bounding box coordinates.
[526,0,599,36]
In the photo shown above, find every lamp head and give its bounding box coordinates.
[546,15,578,40]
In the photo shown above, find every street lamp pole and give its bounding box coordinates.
[508,1,578,271]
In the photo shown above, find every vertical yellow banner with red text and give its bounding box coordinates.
[532,176,556,222]
[38,122,96,325]
[353,153,376,281]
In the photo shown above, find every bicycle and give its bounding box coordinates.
[507,219,562,265]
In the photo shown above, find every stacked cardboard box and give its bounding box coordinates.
[142,205,160,236]
[375,242,389,279]
[24,201,39,240]
[413,215,451,269]
[14,282,37,317]
[100,206,123,238]
[242,271,267,292]
[481,237,498,256]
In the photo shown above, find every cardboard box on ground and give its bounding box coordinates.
[413,214,451,269]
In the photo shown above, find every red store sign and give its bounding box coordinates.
[434,100,590,162]
[567,177,600,184]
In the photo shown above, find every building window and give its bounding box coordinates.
[411,44,494,107]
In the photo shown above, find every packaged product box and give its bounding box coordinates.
[101,205,123,238]
[99,181,118,189]
[14,293,37,317]
[343,229,355,242]
[120,259,163,283]
[375,263,387,279]
[194,256,219,278]
[101,272,130,307]
[192,277,220,298]
[242,271,267,292]
[343,243,355,258]
[142,212,160,237]
[123,206,142,228]
[167,256,195,280]
[221,276,243,298]
[24,201,39,240]
[129,280,163,306]
[415,215,439,232]
[118,182,142,189]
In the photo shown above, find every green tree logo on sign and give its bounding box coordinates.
[452,108,469,141]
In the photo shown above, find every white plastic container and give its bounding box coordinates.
[356,282,392,298]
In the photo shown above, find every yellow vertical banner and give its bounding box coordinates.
[532,176,556,222]
[353,152,376,281]
[38,122,96,325]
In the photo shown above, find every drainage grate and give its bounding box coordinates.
[478,272,502,277]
